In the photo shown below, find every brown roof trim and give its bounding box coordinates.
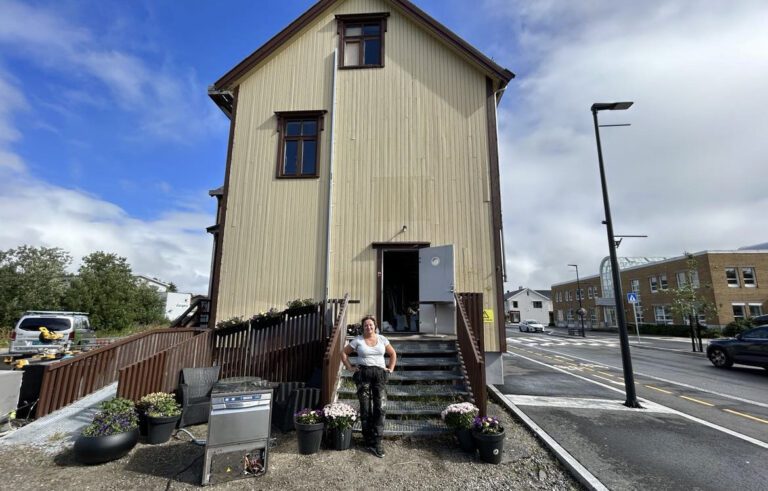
[214,0,338,91]
[209,86,240,328]
[212,0,514,95]
[389,0,514,84]
[486,77,506,353]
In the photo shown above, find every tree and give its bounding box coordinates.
[0,245,72,327]
[668,253,717,352]
[65,252,164,331]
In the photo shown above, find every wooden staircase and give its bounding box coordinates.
[338,336,474,436]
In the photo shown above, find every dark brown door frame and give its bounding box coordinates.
[371,242,429,328]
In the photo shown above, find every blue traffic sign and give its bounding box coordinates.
[627,292,638,304]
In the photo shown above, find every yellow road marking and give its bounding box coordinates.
[582,367,594,372]
[597,371,617,378]
[554,355,574,361]
[723,409,768,424]
[680,395,714,407]
[645,385,673,395]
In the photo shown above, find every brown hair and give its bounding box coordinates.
[360,315,378,327]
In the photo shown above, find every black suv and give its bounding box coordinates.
[752,314,768,327]
[707,325,768,369]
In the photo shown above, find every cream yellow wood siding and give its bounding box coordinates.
[217,0,501,350]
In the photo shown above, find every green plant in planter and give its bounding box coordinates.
[473,415,503,434]
[441,402,479,430]
[294,407,324,425]
[138,392,181,417]
[82,397,138,437]
[323,402,357,430]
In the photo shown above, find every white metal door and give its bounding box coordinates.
[419,245,455,335]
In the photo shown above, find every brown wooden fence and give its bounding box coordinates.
[321,294,349,406]
[116,330,213,401]
[213,303,326,383]
[36,328,202,417]
[455,292,487,416]
[458,292,484,352]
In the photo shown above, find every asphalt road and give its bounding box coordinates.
[499,327,768,490]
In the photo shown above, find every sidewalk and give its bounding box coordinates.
[493,358,768,490]
[544,326,709,356]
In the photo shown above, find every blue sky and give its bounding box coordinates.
[2,0,767,295]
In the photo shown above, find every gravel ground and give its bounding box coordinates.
[0,401,582,490]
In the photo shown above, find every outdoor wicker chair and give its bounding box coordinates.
[177,366,220,428]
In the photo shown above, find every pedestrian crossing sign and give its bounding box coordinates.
[483,309,494,323]
[627,292,638,304]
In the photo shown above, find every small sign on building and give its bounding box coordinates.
[483,309,494,323]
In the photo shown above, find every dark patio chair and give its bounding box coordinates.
[177,366,220,428]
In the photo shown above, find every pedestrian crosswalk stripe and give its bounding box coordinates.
[507,337,619,348]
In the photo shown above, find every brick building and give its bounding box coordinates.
[551,251,768,330]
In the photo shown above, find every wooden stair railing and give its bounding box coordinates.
[321,294,350,406]
[455,292,487,416]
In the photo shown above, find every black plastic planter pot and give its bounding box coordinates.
[295,421,324,454]
[74,428,139,465]
[328,427,352,450]
[472,428,505,464]
[455,428,476,454]
[145,414,180,445]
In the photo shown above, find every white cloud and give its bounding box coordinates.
[0,0,224,142]
[0,167,213,294]
[494,0,768,290]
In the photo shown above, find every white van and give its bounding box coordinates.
[9,311,93,355]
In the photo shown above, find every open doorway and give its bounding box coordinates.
[382,250,419,332]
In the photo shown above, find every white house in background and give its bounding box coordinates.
[134,275,192,321]
[135,274,171,293]
[504,287,552,325]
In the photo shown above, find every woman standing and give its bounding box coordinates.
[341,315,397,458]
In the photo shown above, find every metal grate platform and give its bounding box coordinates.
[341,369,464,381]
[338,383,469,398]
[353,418,449,436]
[337,398,449,416]
[347,356,460,367]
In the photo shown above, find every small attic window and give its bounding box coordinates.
[336,13,389,69]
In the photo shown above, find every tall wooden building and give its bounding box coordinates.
[207,0,514,375]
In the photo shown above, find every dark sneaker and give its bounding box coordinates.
[367,446,385,458]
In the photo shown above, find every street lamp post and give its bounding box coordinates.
[591,101,642,409]
[568,264,586,337]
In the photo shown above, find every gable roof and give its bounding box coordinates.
[211,0,514,97]
[504,288,551,301]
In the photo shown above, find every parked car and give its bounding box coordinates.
[9,311,94,355]
[752,314,768,327]
[706,325,768,369]
[519,319,546,333]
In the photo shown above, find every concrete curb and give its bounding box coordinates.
[488,384,609,491]
[0,382,117,451]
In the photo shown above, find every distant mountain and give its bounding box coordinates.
[739,242,768,250]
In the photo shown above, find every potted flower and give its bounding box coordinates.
[73,397,139,464]
[322,402,357,450]
[137,392,182,444]
[441,402,479,453]
[471,415,505,464]
[294,407,324,455]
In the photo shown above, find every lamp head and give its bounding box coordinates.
[591,101,633,112]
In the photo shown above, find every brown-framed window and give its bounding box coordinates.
[275,110,326,178]
[336,13,389,68]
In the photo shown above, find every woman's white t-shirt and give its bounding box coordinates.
[349,335,389,369]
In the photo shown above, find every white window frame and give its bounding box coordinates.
[649,276,658,293]
[731,303,745,321]
[654,305,673,325]
[675,271,687,288]
[725,267,739,287]
[532,301,543,309]
[630,279,640,294]
[742,267,756,287]
[748,303,763,317]
[659,274,668,290]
